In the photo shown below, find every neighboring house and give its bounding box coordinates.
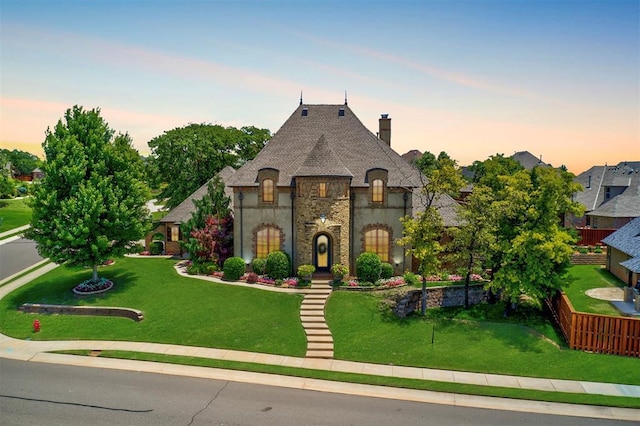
[145,166,236,254]
[226,103,458,275]
[602,216,640,287]
[569,162,640,230]
[511,151,550,170]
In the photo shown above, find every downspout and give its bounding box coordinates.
[238,192,244,260]
[290,179,296,269]
[402,190,409,272]
[350,191,355,273]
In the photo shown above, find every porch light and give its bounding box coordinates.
[320,213,326,223]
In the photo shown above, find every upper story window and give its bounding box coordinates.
[372,179,384,203]
[319,182,328,198]
[262,178,274,203]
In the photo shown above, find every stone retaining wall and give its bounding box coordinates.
[394,283,489,318]
[19,303,144,321]
[570,254,606,265]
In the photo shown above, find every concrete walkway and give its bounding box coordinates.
[301,282,334,358]
[1,262,639,422]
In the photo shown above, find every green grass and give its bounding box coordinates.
[563,265,626,315]
[326,290,640,385]
[54,350,640,409]
[0,257,306,356]
[0,198,31,233]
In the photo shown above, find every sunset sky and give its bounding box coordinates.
[1,0,638,174]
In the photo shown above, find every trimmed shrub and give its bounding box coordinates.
[380,262,394,279]
[251,257,267,275]
[266,251,290,280]
[245,272,258,283]
[150,241,163,255]
[403,271,420,286]
[223,257,246,281]
[356,252,381,284]
[297,264,316,279]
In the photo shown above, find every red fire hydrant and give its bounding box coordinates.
[33,319,40,333]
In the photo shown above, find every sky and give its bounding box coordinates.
[1,0,638,174]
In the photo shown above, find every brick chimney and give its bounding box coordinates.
[379,114,391,146]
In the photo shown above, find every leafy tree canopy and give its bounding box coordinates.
[25,106,149,283]
[148,123,270,209]
[468,154,523,192]
[0,148,41,175]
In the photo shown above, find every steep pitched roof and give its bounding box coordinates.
[161,166,236,224]
[293,134,353,178]
[574,162,640,218]
[602,216,640,272]
[228,104,422,188]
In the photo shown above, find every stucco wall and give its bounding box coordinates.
[608,247,637,286]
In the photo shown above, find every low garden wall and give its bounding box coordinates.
[570,253,606,265]
[19,303,144,322]
[393,283,489,318]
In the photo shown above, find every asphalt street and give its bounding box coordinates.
[1,359,635,426]
[0,238,43,281]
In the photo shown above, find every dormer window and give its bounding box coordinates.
[372,179,384,203]
[262,178,274,203]
[338,107,345,117]
[302,108,308,117]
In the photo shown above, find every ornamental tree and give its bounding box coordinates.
[25,106,149,285]
[186,214,234,267]
[148,124,270,209]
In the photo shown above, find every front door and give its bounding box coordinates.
[314,234,332,272]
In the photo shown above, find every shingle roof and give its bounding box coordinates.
[602,216,640,259]
[293,134,353,178]
[227,104,422,188]
[574,162,640,218]
[161,166,236,224]
[512,151,550,170]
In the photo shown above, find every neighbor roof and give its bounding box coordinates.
[512,151,550,170]
[574,162,640,218]
[602,216,640,272]
[161,166,236,224]
[227,104,422,188]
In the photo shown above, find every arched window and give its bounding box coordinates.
[364,228,389,262]
[372,178,384,203]
[262,178,274,203]
[256,226,281,258]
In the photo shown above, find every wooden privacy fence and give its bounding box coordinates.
[576,227,615,246]
[546,292,640,357]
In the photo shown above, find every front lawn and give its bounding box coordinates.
[0,257,306,356]
[325,291,639,385]
[0,198,31,233]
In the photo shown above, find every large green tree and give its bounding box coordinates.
[26,106,149,285]
[148,124,270,209]
[486,166,584,304]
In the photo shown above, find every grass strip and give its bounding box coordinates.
[53,350,640,409]
[0,260,52,288]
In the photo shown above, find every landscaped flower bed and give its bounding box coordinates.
[72,277,114,295]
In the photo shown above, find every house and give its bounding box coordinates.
[511,151,550,170]
[145,166,236,254]
[569,162,640,230]
[226,102,457,275]
[602,216,640,287]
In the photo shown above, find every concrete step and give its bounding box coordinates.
[301,303,325,309]
[306,335,333,342]
[307,342,334,350]
[302,322,329,329]
[300,309,325,316]
[305,350,334,359]
[305,328,332,336]
[304,289,333,294]
[300,316,326,322]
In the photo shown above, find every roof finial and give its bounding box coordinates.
[344,90,348,105]
[300,91,303,106]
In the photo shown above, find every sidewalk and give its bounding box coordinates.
[1,262,638,421]
[0,224,30,242]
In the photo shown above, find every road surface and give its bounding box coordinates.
[1,359,633,426]
[0,238,43,281]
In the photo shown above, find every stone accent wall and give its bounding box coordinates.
[393,284,489,318]
[20,303,144,321]
[294,177,351,269]
[570,253,606,265]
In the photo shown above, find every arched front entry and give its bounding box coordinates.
[313,233,332,273]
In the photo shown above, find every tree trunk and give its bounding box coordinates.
[92,264,99,283]
[464,272,470,309]
[421,275,427,316]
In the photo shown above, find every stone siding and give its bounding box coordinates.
[19,303,144,321]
